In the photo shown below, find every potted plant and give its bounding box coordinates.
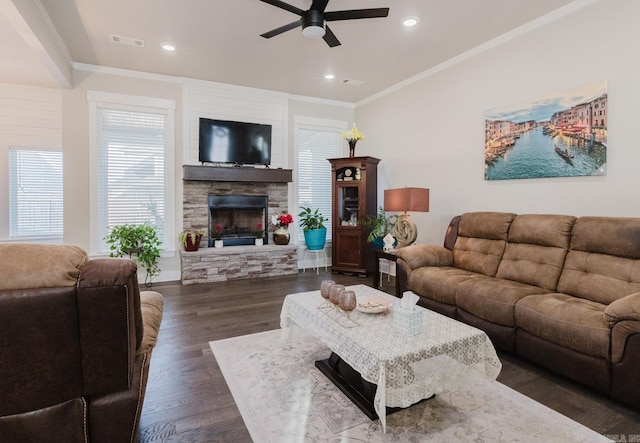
[251,223,265,246]
[179,230,205,252]
[212,224,224,248]
[104,223,162,286]
[362,207,398,249]
[298,206,327,251]
[271,213,293,245]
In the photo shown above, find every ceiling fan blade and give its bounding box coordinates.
[323,25,341,48]
[260,20,302,39]
[310,0,330,13]
[324,8,390,22]
[259,0,304,16]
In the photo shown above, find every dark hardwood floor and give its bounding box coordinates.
[139,271,640,442]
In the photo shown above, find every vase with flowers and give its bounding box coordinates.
[342,123,365,158]
[271,212,293,245]
[252,223,265,246]
[212,223,224,248]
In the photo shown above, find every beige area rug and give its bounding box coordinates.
[210,328,611,443]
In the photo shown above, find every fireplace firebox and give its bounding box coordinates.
[208,195,268,246]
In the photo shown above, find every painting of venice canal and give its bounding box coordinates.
[485,81,607,180]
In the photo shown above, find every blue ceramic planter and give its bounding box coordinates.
[304,227,327,251]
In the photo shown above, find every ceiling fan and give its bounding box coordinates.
[259,0,390,48]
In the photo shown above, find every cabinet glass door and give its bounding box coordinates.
[338,186,359,227]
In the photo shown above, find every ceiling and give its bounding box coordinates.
[2,0,578,103]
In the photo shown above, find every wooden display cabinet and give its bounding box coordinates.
[328,156,380,276]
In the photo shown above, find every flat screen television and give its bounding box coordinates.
[199,118,272,166]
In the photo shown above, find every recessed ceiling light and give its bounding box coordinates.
[402,16,419,27]
[162,44,176,51]
[324,74,335,80]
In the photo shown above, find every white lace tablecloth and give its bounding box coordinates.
[280,284,502,432]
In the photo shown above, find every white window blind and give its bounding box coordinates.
[297,127,342,243]
[8,148,63,240]
[96,107,167,252]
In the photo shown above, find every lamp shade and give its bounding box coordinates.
[384,187,429,213]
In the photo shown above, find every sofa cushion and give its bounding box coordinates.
[0,287,84,416]
[408,266,478,307]
[496,214,576,291]
[453,212,516,277]
[0,244,87,290]
[0,399,88,443]
[571,216,640,260]
[558,251,640,305]
[515,293,610,358]
[456,275,548,327]
[558,216,640,305]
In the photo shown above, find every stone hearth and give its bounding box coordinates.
[180,244,297,284]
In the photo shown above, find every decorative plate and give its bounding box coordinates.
[356,296,392,314]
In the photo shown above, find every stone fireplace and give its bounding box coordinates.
[181,165,296,284]
[208,194,268,246]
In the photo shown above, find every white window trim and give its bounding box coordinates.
[87,91,176,256]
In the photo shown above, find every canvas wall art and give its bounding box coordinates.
[484,81,607,180]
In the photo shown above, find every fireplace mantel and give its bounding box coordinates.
[183,165,292,183]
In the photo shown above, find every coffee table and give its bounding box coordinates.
[280,284,502,432]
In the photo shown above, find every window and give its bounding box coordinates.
[89,92,175,254]
[8,148,63,241]
[295,117,346,243]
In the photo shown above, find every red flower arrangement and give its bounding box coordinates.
[271,213,293,228]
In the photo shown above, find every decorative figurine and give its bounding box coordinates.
[383,233,395,252]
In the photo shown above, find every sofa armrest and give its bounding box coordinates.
[138,291,164,355]
[396,244,453,270]
[604,292,640,325]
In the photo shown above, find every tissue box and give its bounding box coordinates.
[393,307,423,336]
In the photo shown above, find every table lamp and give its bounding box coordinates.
[383,187,430,248]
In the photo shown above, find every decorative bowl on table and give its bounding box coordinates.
[356,296,392,314]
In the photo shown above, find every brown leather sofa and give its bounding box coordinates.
[0,244,164,443]
[396,212,640,409]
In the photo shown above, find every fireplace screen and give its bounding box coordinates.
[208,195,268,246]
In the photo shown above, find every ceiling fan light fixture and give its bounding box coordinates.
[302,24,325,39]
[259,1,390,47]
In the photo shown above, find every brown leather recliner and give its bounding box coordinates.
[0,244,164,443]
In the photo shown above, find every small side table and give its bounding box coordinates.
[303,248,328,275]
[373,249,399,296]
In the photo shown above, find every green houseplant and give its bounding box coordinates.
[105,223,162,286]
[362,207,398,249]
[251,223,265,246]
[178,230,205,252]
[298,206,327,251]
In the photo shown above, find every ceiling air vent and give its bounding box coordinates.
[109,34,144,47]
[341,78,364,86]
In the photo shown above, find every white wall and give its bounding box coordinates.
[355,0,640,246]
[183,81,289,167]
